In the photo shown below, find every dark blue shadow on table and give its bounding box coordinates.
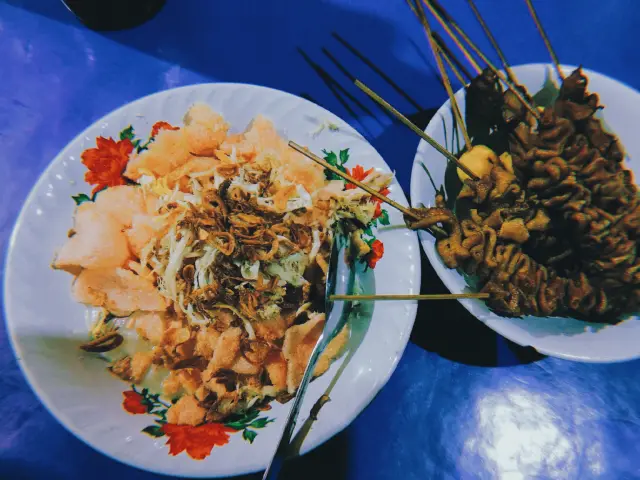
[253,430,349,480]
[410,247,545,368]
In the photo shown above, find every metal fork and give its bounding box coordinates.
[262,235,351,479]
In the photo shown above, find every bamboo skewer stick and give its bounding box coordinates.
[354,79,479,181]
[408,1,471,85]
[288,141,416,218]
[405,0,421,26]
[466,0,518,85]
[408,0,469,85]
[436,40,468,87]
[332,32,424,112]
[417,2,481,75]
[330,293,490,301]
[412,0,472,151]
[422,0,541,121]
[288,141,448,238]
[523,0,563,80]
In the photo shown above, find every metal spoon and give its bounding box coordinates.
[262,234,352,480]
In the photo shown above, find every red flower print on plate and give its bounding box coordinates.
[151,121,180,137]
[124,385,274,460]
[345,164,374,190]
[81,137,134,195]
[122,390,148,415]
[367,239,384,269]
[372,187,390,219]
[161,423,235,460]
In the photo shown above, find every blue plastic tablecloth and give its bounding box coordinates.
[2,1,640,479]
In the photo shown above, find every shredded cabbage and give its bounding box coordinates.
[335,197,375,225]
[139,240,155,271]
[256,184,313,212]
[189,165,218,179]
[184,178,203,205]
[177,292,208,325]
[146,176,171,198]
[182,194,200,205]
[138,175,155,185]
[287,185,313,211]
[194,245,218,289]
[308,229,321,262]
[258,304,281,321]
[236,260,260,280]
[159,227,193,300]
[230,169,261,195]
[265,252,309,287]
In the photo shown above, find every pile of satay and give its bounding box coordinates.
[400,0,639,322]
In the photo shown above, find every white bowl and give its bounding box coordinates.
[4,83,421,477]
[411,63,640,363]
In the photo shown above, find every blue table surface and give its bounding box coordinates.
[2,1,640,479]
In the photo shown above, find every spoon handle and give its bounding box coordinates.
[261,332,329,480]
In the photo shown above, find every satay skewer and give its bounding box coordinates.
[435,38,468,86]
[288,141,448,238]
[353,80,479,181]
[330,293,489,301]
[422,0,541,121]
[288,141,419,219]
[413,0,482,75]
[523,0,564,80]
[466,0,518,85]
[432,31,473,82]
[407,0,469,86]
[411,0,472,151]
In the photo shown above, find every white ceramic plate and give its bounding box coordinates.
[411,64,640,363]
[4,83,420,477]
